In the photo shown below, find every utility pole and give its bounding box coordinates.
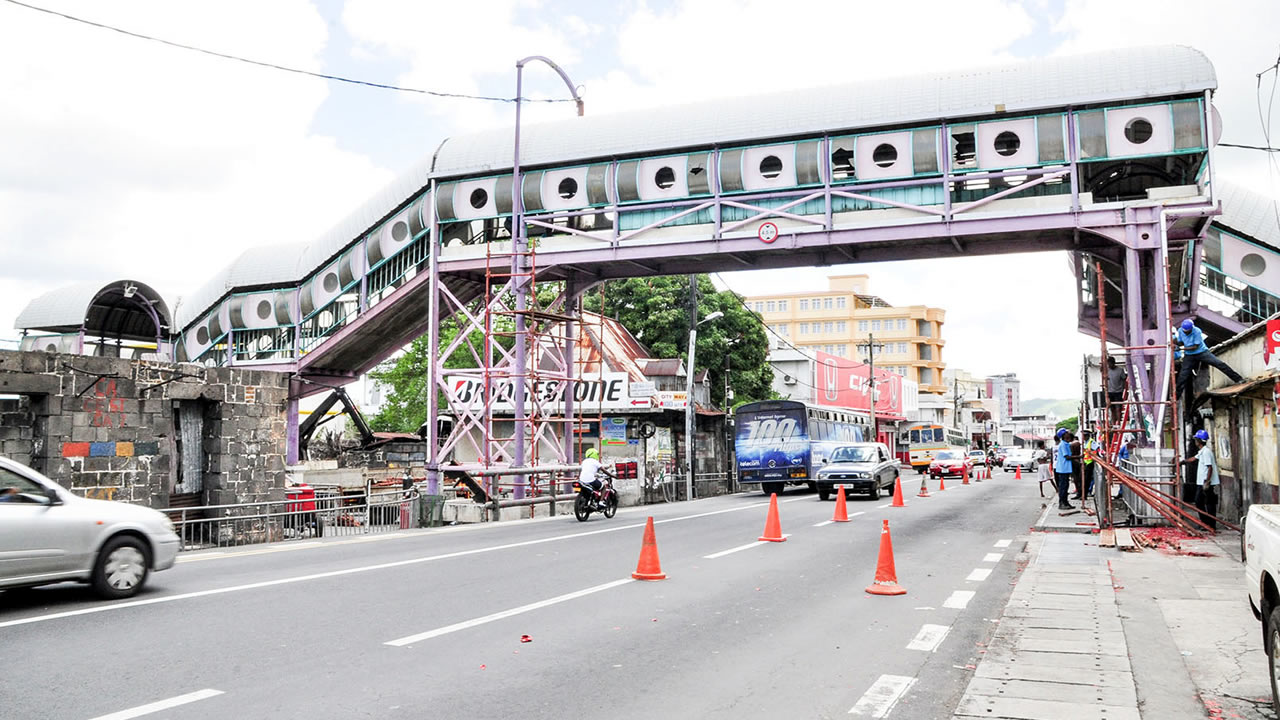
[859,334,884,445]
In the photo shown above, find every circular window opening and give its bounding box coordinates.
[257,335,275,351]
[872,143,898,168]
[43,342,59,353]
[654,166,676,190]
[469,188,488,209]
[391,221,408,242]
[1241,252,1267,277]
[759,155,783,179]
[994,131,1021,157]
[557,177,578,199]
[323,272,339,293]
[1124,118,1153,144]
[256,300,272,320]
[196,327,210,345]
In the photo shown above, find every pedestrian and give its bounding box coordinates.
[1175,319,1243,397]
[1117,437,1136,463]
[1034,439,1051,497]
[1053,428,1074,510]
[1178,429,1219,530]
[1069,431,1084,500]
[1106,356,1127,423]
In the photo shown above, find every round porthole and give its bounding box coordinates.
[44,342,59,353]
[256,300,272,320]
[994,131,1021,157]
[469,188,488,209]
[196,327,210,345]
[1241,252,1267,277]
[872,143,898,168]
[391,221,408,242]
[759,155,783,179]
[558,177,578,199]
[257,335,274,351]
[323,272,339,293]
[1124,118,1153,144]
[655,166,676,190]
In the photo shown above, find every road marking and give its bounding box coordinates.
[994,539,1012,548]
[0,500,777,630]
[982,553,1003,563]
[850,511,866,517]
[966,568,992,582]
[813,520,834,527]
[704,535,791,559]
[905,624,951,652]
[88,689,224,720]
[385,578,634,646]
[848,674,916,717]
[943,590,975,609]
[876,503,891,509]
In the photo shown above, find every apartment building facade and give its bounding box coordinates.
[747,275,947,394]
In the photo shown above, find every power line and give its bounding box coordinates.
[1256,48,1280,234]
[2,0,577,104]
[1219,142,1280,152]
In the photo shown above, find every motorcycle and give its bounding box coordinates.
[573,474,618,522]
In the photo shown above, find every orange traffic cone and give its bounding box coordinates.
[865,519,907,596]
[631,516,667,581]
[1015,466,1022,480]
[759,493,786,542]
[938,474,946,491]
[833,486,850,522]
[976,466,984,482]
[891,477,906,507]
[962,466,970,485]
[917,477,930,498]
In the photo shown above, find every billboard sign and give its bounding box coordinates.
[812,351,907,419]
[445,372,643,411]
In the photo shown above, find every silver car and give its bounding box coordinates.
[0,456,180,598]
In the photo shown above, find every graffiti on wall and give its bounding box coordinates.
[83,379,125,427]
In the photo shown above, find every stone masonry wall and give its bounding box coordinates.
[0,349,290,508]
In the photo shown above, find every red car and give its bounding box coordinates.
[929,449,974,479]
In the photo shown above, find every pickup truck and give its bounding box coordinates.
[1244,505,1280,712]
[813,442,899,501]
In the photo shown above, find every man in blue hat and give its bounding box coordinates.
[1179,429,1219,530]
[1175,319,1243,397]
[1053,428,1075,510]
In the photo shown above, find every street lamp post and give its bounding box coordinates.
[685,310,724,501]
[858,334,886,444]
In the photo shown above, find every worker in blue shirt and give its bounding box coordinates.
[1053,428,1076,510]
[1175,319,1243,396]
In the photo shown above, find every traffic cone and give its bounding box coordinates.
[976,466,984,482]
[758,493,786,542]
[1015,466,1022,480]
[865,519,907,596]
[917,476,930,498]
[962,466,970,485]
[631,516,666,581]
[891,477,906,507]
[833,486,850,522]
[938,474,946,491]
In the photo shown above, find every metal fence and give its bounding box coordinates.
[163,489,441,551]
[1115,450,1178,526]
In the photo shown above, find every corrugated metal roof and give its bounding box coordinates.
[16,280,171,336]
[1216,179,1280,252]
[434,45,1216,176]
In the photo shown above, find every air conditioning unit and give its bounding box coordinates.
[229,289,296,330]
[365,208,415,267]
[302,249,365,317]
[783,375,796,385]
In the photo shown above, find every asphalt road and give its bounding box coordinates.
[2,467,1047,720]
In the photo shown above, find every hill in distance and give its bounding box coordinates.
[1021,398,1077,418]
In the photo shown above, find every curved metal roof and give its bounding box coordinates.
[16,279,172,339]
[1216,179,1280,252]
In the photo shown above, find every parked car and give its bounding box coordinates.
[1002,450,1037,473]
[0,456,180,598]
[968,449,987,467]
[928,449,974,479]
[815,443,899,501]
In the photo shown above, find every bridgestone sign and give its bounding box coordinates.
[446,372,647,411]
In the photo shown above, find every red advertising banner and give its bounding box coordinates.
[1265,317,1280,367]
[812,350,906,419]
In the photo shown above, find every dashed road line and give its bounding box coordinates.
[993,539,1012,548]
[966,568,992,582]
[813,520,835,527]
[876,503,892,509]
[849,511,866,517]
[905,624,951,652]
[848,674,916,717]
[943,590,975,609]
[982,553,1003,563]
[88,689,224,720]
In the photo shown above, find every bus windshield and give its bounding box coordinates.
[735,406,809,480]
[830,446,877,463]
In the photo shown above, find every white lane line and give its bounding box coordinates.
[905,624,951,653]
[994,539,1012,548]
[1,500,774,631]
[386,578,634,646]
[876,503,892,509]
[813,520,835,527]
[849,511,866,517]
[943,590,975,609]
[704,534,792,559]
[966,568,992,582]
[88,689,224,720]
[848,674,917,717]
[982,553,1003,563]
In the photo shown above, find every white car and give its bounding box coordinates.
[0,456,180,598]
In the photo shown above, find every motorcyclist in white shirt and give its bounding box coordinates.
[579,448,613,501]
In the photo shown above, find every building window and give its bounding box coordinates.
[766,300,776,312]
[920,368,934,384]
[824,321,834,333]
[897,318,907,331]
[753,302,762,312]
[799,324,808,335]
[919,345,933,361]
[917,320,932,337]
[857,320,868,332]
[823,297,833,310]
[836,297,847,309]
[811,322,820,333]
[779,324,789,337]
[897,342,908,354]
[838,344,848,356]
[778,300,788,311]
[872,319,881,331]
[799,299,809,311]
[836,321,847,332]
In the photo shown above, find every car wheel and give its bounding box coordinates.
[92,536,150,599]
[869,481,881,501]
[818,486,830,501]
[1268,605,1280,716]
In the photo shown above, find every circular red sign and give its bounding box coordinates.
[758,221,779,244]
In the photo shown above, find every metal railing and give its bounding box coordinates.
[1114,451,1179,526]
[163,489,436,551]
[1200,263,1280,326]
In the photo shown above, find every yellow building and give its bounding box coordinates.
[746,274,946,394]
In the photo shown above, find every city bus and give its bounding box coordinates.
[733,400,870,495]
[898,422,966,473]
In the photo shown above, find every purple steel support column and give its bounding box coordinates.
[561,279,577,494]
[1122,243,1152,433]
[426,180,442,496]
[713,148,723,238]
[940,123,952,223]
[286,396,300,466]
[1067,110,1080,212]
[821,137,833,231]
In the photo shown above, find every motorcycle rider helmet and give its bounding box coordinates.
[585,448,599,459]
[1181,318,1195,332]
[1194,429,1209,441]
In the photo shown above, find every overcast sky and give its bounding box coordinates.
[2,0,1279,399]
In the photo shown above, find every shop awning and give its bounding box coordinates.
[1201,371,1280,399]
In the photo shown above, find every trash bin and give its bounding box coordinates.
[419,494,445,527]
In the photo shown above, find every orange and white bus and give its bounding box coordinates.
[897,422,965,473]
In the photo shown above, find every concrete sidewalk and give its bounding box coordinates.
[953,529,1273,719]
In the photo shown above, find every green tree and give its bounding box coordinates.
[1056,416,1079,434]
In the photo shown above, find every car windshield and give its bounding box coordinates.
[935,451,958,460]
[830,446,877,463]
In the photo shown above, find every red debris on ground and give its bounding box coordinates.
[1132,527,1215,556]
[520,635,532,643]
